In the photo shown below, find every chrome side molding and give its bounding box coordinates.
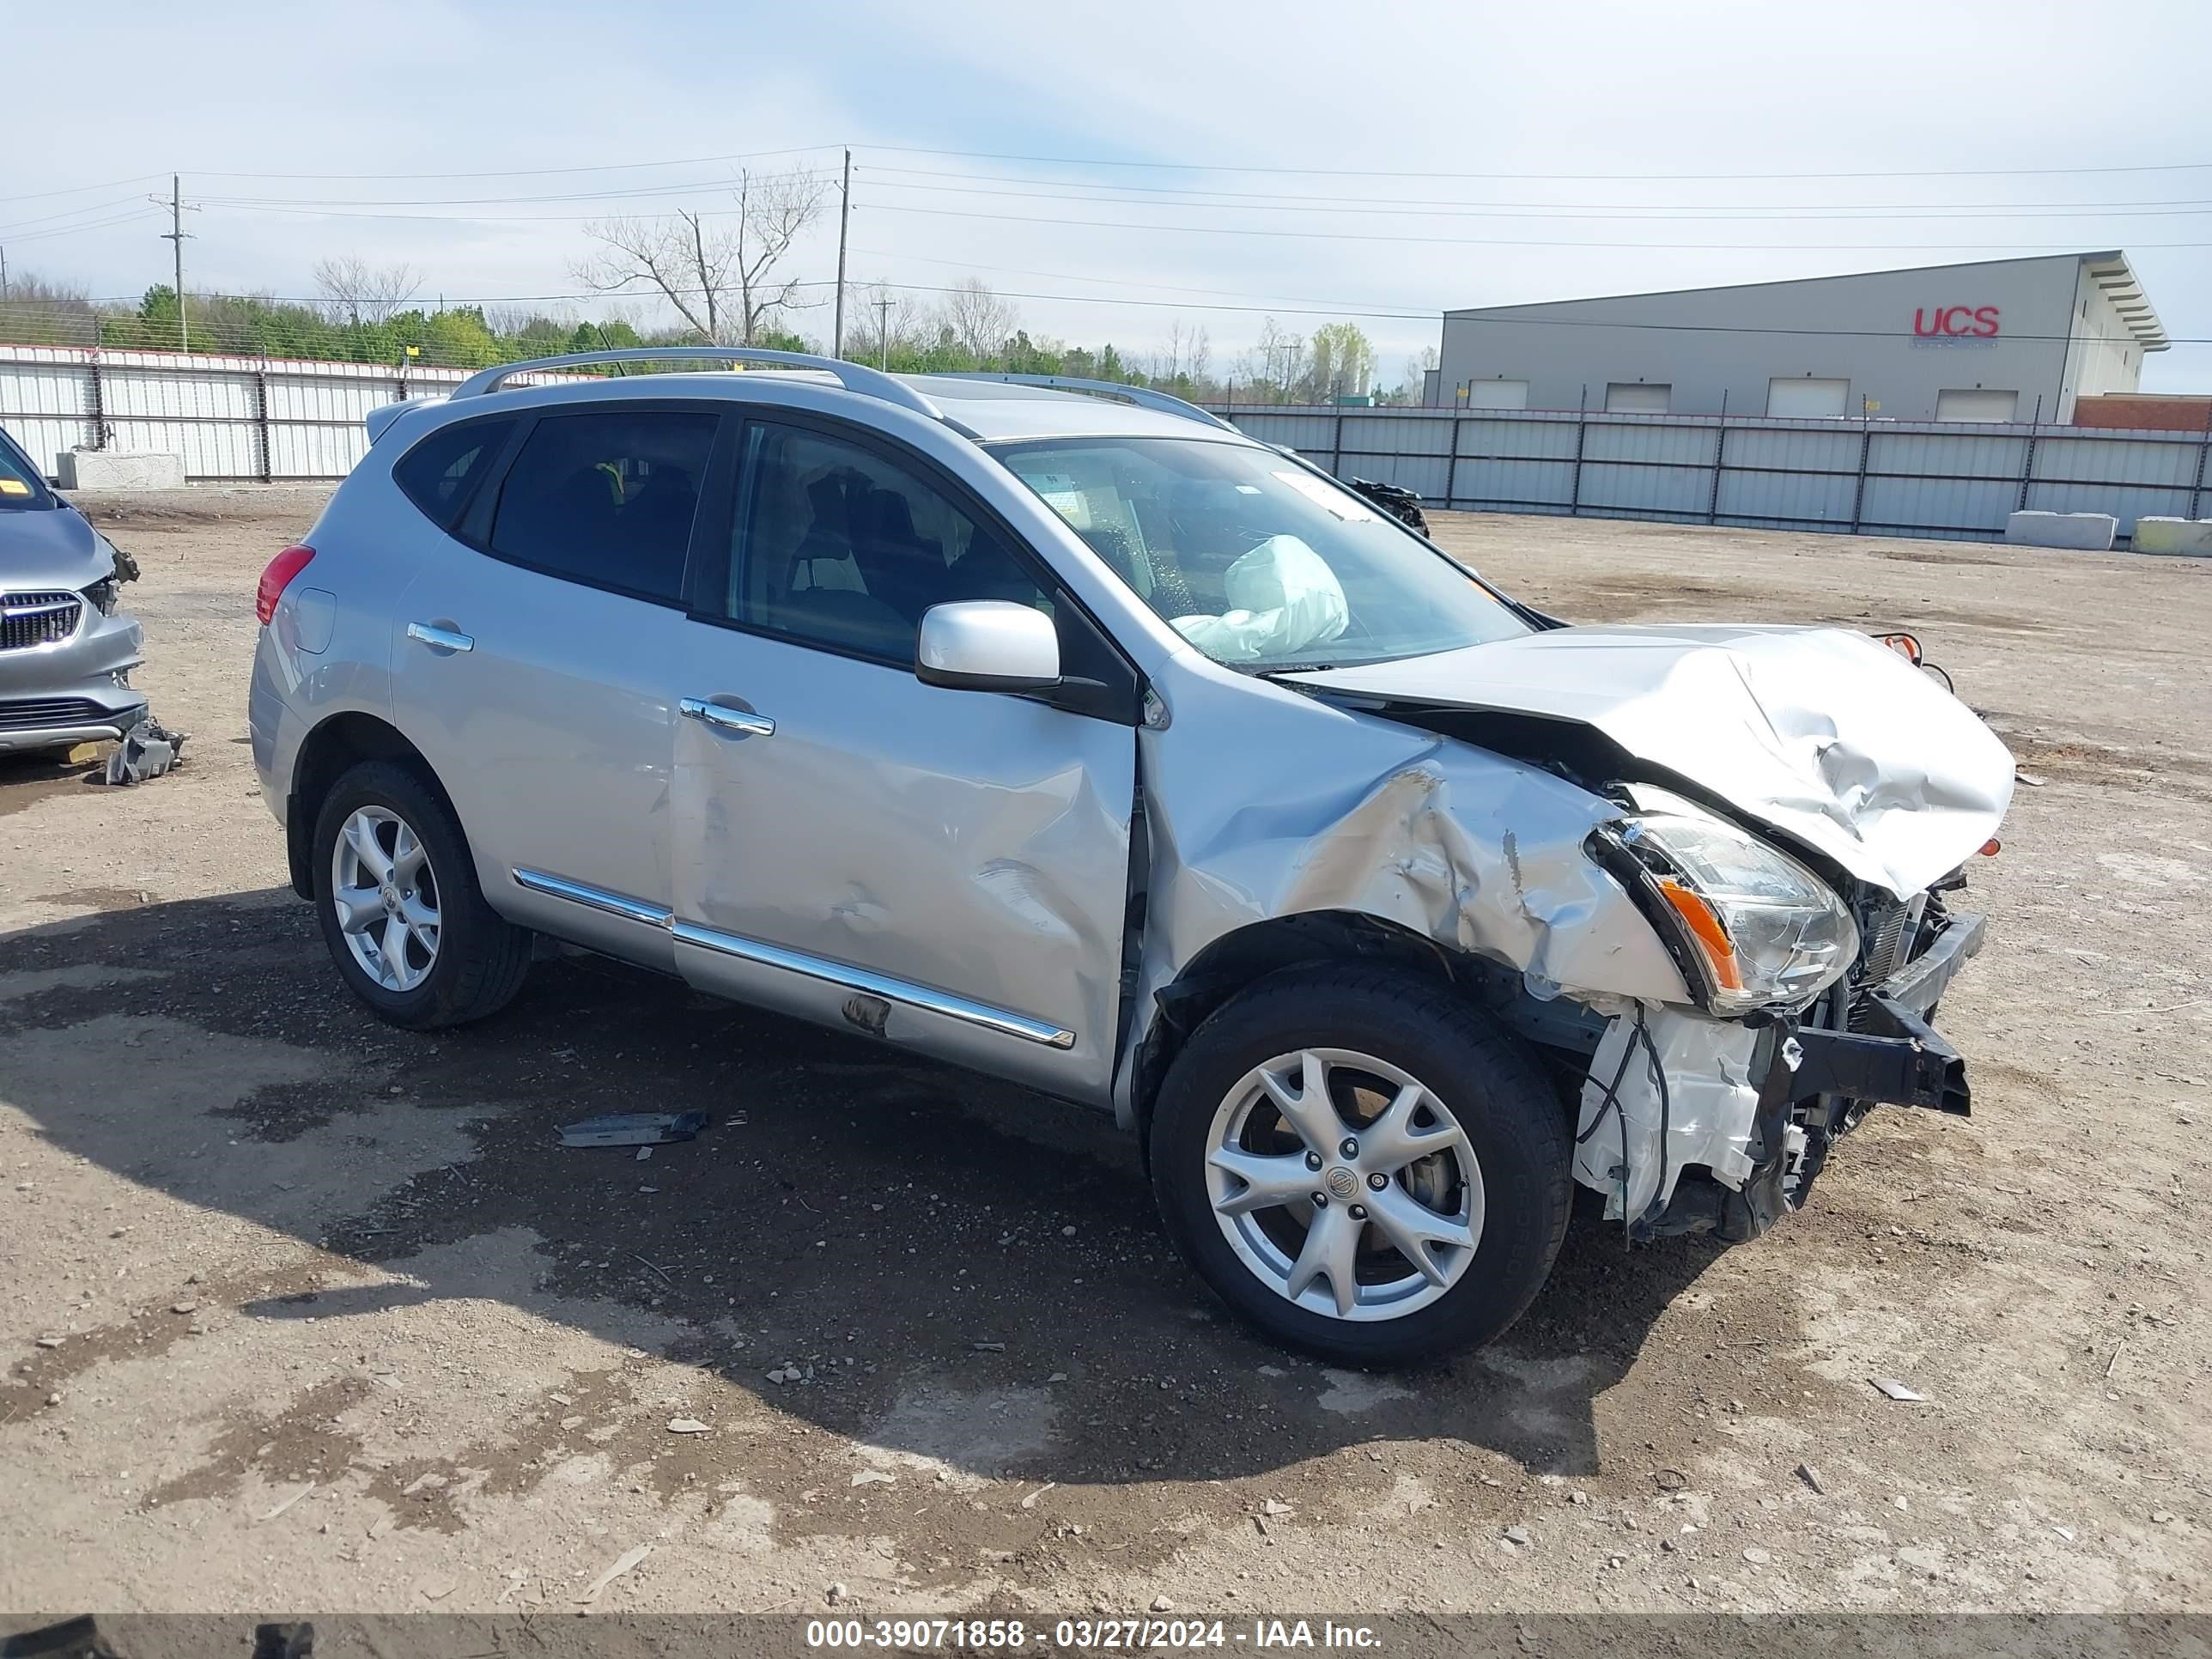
[509,868,1076,1050]
[512,867,672,929]
[671,921,1076,1049]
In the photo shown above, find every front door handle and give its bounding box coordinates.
[680,697,775,738]
[406,622,473,653]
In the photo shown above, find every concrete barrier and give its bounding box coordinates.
[2005,510,2117,550]
[55,450,187,491]
[2132,517,2212,557]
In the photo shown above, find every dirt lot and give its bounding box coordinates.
[3,490,2208,1618]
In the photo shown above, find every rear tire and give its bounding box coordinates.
[1148,965,1571,1366]
[311,759,532,1030]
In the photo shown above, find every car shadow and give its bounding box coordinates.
[1,887,1729,1489]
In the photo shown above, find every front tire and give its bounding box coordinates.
[1148,966,1571,1365]
[311,759,532,1030]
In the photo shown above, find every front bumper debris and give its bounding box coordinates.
[1653,909,1987,1242]
[1784,909,1986,1118]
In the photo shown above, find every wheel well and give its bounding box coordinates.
[284,713,446,900]
[1128,910,1457,1144]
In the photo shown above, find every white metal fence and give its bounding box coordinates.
[8,343,2208,544]
[1212,404,2212,544]
[0,343,477,483]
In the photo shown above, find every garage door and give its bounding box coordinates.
[1935,388,2019,423]
[1468,380,1529,410]
[1767,376,1849,417]
[1605,382,1671,414]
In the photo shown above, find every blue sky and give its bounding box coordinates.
[7,0,2210,390]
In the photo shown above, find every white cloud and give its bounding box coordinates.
[7,0,2208,384]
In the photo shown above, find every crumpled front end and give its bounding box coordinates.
[1127,631,2004,1242]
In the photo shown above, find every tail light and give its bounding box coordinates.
[257,544,315,626]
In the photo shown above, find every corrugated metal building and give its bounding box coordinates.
[1431,252,2167,424]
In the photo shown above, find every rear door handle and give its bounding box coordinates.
[680,697,775,738]
[406,622,473,653]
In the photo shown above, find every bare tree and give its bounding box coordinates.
[311,256,420,326]
[574,211,736,342]
[939,277,1018,364]
[729,167,828,343]
[1249,316,1306,403]
[1397,344,1440,403]
[573,167,824,346]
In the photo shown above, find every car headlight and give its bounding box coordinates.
[1590,810,1858,1016]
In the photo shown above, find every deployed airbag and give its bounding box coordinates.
[1170,534,1349,663]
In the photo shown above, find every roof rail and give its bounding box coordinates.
[449,347,945,421]
[935,373,1240,433]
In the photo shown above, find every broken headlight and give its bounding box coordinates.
[84,576,121,616]
[1596,811,1858,1016]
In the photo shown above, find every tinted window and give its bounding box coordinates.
[392,417,513,528]
[727,423,1048,662]
[0,424,52,509]
[488,410,718,604]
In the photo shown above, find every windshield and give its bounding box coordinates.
[0,427,52,510]
[994,436,1527,670]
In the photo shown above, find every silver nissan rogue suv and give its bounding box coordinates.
[248,348,2013,1364]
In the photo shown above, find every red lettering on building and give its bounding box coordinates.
[1913,306,2001,337]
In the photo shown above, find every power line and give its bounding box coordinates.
[847,245,1435,315]
[855,175,2212,223]
[195,169,836,211]
[2,209,162,246]
[854,142,2212,183]
[0,196,159,234]
[858,162,2212,214]
[188,145,841,182]
[860,201,2212,253]
[0,174,167,206]
[25,139,2212,207]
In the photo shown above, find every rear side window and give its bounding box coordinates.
[392,417,513,528]
[488,410,718,605]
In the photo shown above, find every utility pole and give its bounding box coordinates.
[0,245,9,301]
[832,148,851,359]
[875,293,894,370]
[156,174,196,353]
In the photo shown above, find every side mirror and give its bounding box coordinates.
[915,601,1061,693]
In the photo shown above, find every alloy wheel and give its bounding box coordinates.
[1203,1047,1482,1322]
[330,805,441,994]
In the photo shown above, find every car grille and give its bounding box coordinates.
[0,697,107,732]
[1,591,83,652]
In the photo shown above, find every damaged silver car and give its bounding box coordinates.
[248,349,2013,1364]
[0,423,147,756]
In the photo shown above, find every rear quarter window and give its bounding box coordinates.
[392,417,515,529]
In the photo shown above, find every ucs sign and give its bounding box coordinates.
[1914,306,2001,338]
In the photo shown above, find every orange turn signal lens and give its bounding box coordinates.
[1878,632,1923,665]
[1979,838,2001,856]
[1656,877,1744,992]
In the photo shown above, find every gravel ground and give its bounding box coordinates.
[1,488,2207,1618]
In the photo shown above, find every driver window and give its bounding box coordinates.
[728,424,1049,663]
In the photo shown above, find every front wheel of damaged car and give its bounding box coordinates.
[1148,967,1571,1365]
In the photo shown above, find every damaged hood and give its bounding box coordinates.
[1285,623,2014,896]
[0,498,117,590]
